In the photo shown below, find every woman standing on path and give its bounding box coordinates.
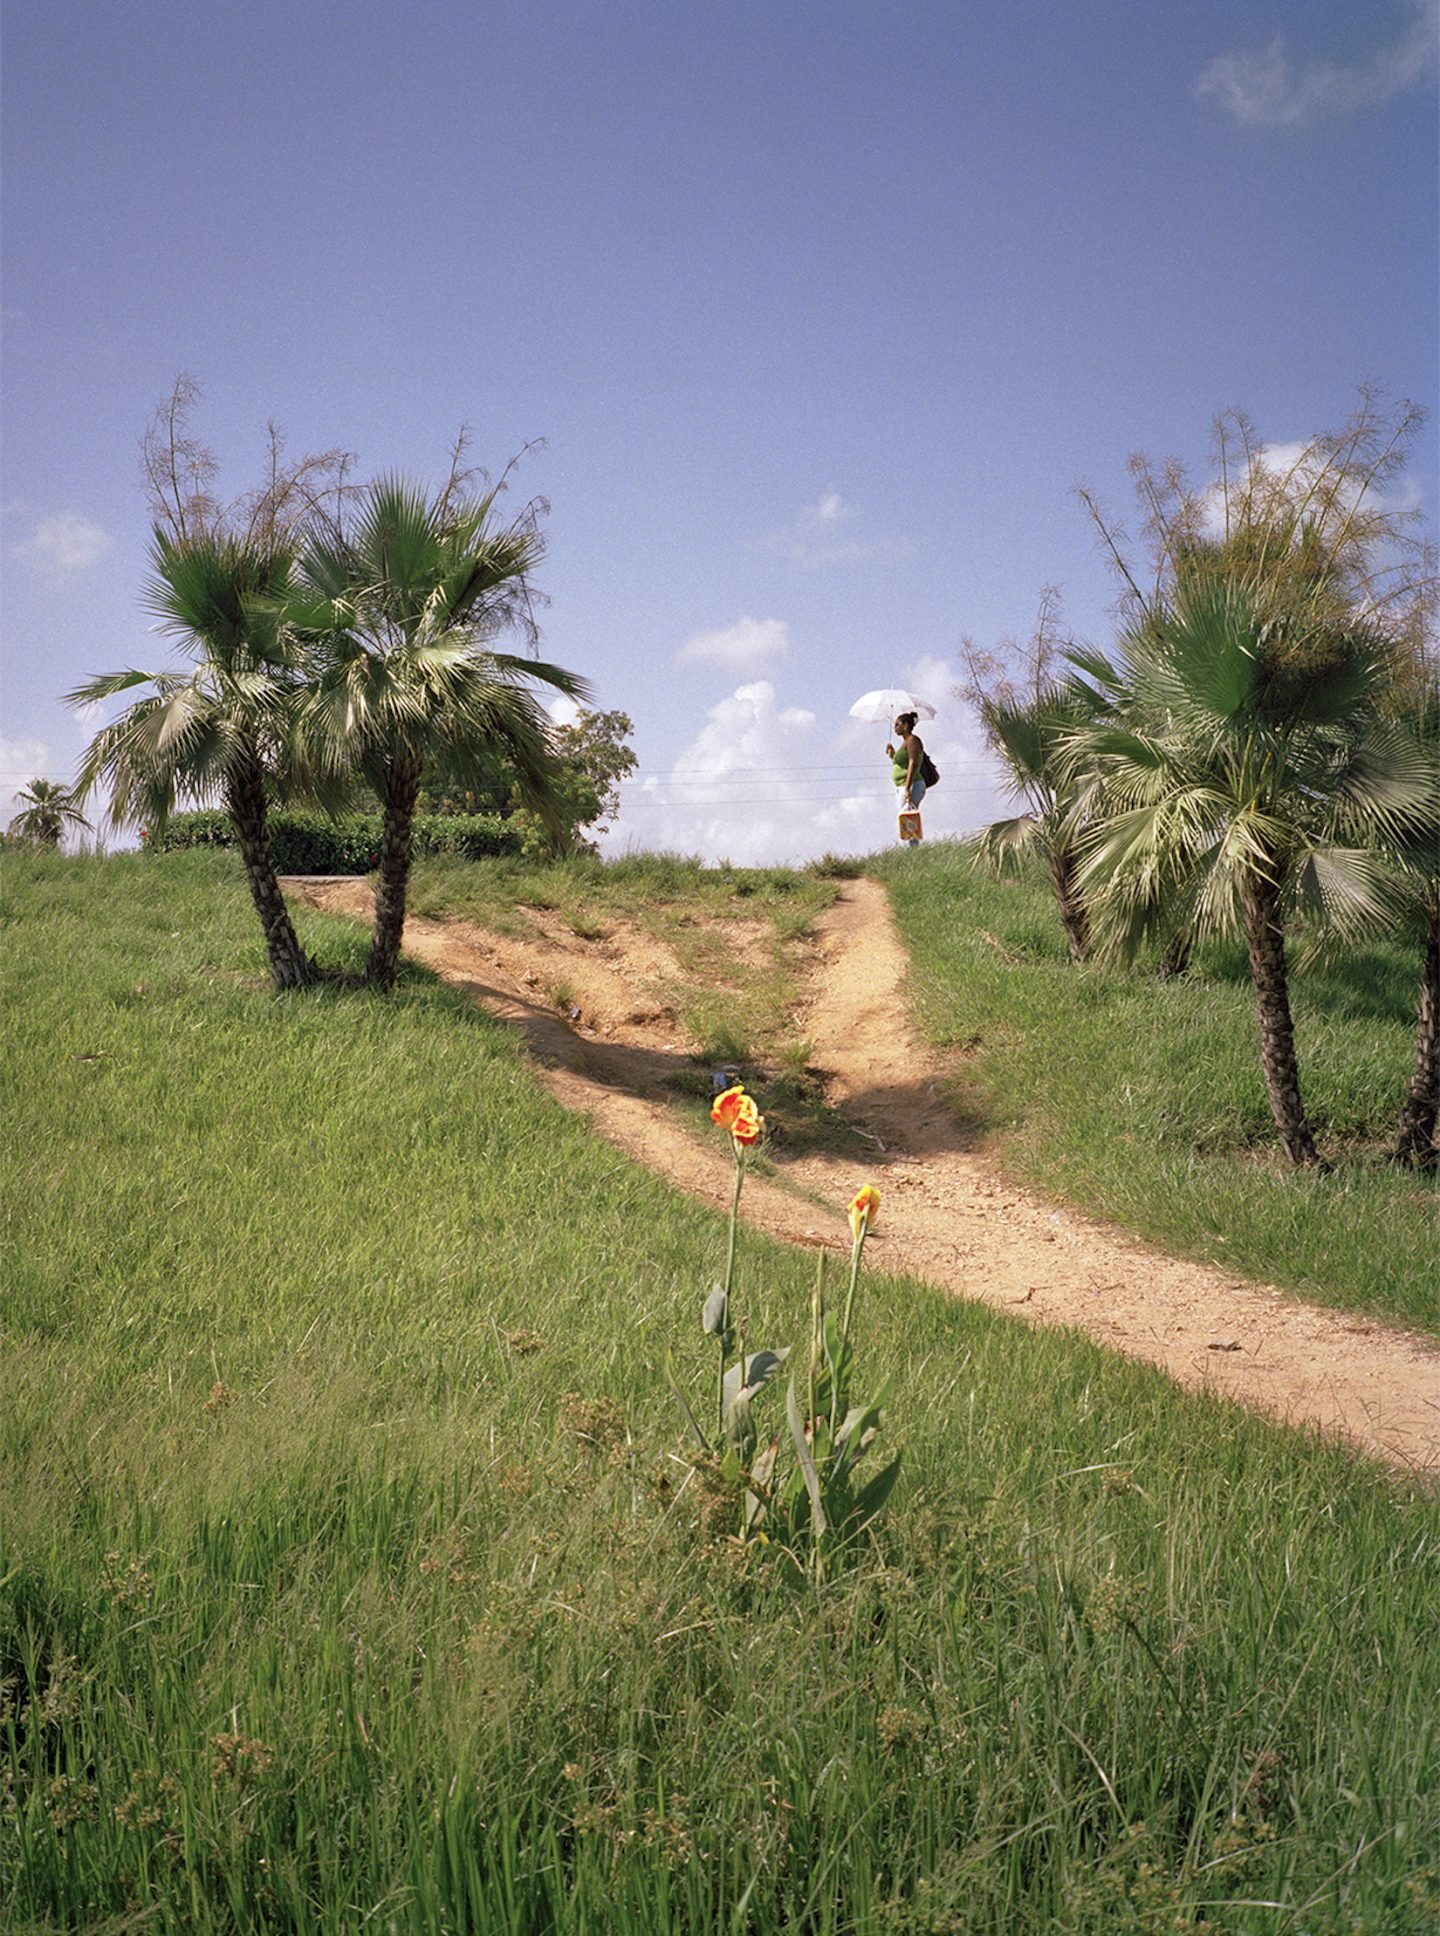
[887,711,926,842]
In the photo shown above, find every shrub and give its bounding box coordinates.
[150,809,524,873]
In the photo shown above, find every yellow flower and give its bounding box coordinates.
[711,1084,763,1146]
[848,1184,881,1244]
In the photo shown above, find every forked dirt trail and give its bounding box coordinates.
[288,876,1440,1476]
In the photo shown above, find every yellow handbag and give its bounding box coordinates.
[897,809,923,842]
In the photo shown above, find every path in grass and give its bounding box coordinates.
[289,876,1439,1475]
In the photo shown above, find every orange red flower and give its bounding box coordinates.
[848,1185,881,1244]
[711,1083,763,1146]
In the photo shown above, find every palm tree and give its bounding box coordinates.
[70,531,318,989]
[1073,579,1430,1167]
[960,589,1100,964]
[967,683,1099,963]
[7,778,90,848]
[292,476,588,988]
[1387,677,1440,1169]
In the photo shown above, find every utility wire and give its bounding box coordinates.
[619,761,994,785]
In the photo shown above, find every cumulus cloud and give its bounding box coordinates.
[676,615,789,671]
[607,681,847,866]
[1193,437,1424,543]
[759,490,917,571]
[1196,1,1439,125]
[16,511,113,572]
[606,662,1012,868]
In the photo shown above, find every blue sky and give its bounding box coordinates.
[3,0,1436,862]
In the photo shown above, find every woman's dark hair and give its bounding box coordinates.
[895,711,918,732]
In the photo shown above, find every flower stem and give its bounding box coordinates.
[720,1146,745,1438]
[840,1221,866,1364]
[808,1253,823,1441]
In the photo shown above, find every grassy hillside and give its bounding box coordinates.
[2,850,1438,1933]
[876,842,1439,1336]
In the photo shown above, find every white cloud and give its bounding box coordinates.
[897,655,948,717]
[607,681,843,865]
[1196,2,1439,125]
[546,693,583,728]
[606,663,1012,867]
[676,615,789,670]
[16,511,114,572]
[759,491,917,571]
[1194,437,1424,540]
[803,489,848,527]
[2,736,53,828]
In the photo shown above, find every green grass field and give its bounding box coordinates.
[3,849,1438,1933]
[875,842,1439,1337]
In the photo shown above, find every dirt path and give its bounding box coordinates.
[287,876,1440,1476]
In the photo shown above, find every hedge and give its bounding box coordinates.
[148,809,523,872]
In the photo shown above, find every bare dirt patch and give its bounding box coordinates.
[287,875,1439,1476]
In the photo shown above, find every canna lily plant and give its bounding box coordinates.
[666,1085,788,1486]
[768,1184,901,1579]
[667,1085,900,1575]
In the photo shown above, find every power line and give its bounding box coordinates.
[620,761,996,785]
[616,792,1002,809]
[621,764,877,781]
[626,795,896,807]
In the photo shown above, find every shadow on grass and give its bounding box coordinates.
[332,934,1007,1165]
[1187,935,1420,1029]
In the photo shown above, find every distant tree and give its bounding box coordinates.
[422,707,637,856]
[292,462,588,987]
[957,589,1098,964]
[71,380,347,990]
[7,778,90,848]
[530,706,637,852]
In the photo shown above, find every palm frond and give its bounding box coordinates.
[966,815,1042,874]
[286,474,578,826]
[1287,842,1408,947]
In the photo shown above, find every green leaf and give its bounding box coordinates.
[663,1350,710,1452]
[834,1399,885,1475]
[837,1377,892,1441]
[822,1312,850,1398]
[723,1392,758,1459]
[722,1348,789,1405]
[786,1378,826,1537]
[850,1454,903,1528]
[749,1440,778,1494]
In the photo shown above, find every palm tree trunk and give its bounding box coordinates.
[223,752,315,991]
[367,753,424,989]
[1394,892,1439,1170]
[1239,873,1322,1167]
[1049,843,1091,964]
[1157,927,1193,979]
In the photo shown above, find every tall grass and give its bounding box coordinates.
[3,849,1438,1933]
[875,842,1439,1337]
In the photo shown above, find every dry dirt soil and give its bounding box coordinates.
[287,875,1439,1478]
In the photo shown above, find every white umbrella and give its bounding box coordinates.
[848,687,937,724]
